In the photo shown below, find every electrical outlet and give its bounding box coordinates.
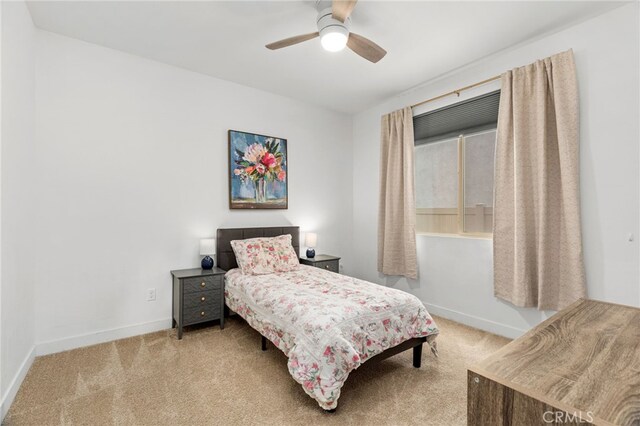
[147,288,156,302]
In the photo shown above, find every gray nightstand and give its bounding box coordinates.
[299,254,340,273]
[170,267,225,339]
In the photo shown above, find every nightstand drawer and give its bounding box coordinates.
[183,304,222,326]
[299,255,340,273]
[315,260,339,273]
[183,290,221,308]
[183,275,222,293]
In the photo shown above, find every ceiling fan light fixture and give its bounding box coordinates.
[266,1,386,63]
[320,27,348,52]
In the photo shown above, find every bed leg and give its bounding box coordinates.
[261,335,267,351]
[413,343,423,368]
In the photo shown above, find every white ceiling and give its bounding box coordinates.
[27,1,624,113]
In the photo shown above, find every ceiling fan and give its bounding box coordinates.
[265,0,387,63]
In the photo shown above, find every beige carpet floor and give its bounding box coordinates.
[4,315,510,425]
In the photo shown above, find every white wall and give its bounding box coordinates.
[33,30,353,352]
[352,3,640,338]
[0,0,3,412]
[0,0,37,418]
[0,0,3,414]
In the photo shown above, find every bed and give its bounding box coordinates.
[216,226,439,411]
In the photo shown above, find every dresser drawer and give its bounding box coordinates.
[183,275,222,294]
[183,304,222,326]
[183,290,221,308]
[315,260,339,273]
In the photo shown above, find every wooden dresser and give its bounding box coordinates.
[468,299,639,425]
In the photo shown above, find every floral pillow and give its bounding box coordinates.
[230,234,299,275]
[267,234,300,272]
[230,237,272,275]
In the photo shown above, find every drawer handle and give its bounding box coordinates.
[325,265,330,269]
[201,296,206,302]
[200,282,206,288]
[201,311,205,316]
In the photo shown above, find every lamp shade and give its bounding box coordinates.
[199,239,216,256]
[305,233,317,248]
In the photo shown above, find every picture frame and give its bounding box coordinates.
[228,130,288,209]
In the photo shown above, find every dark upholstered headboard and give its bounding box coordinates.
[216,226,300,271]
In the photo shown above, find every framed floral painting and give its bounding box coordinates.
[228,130,288,209]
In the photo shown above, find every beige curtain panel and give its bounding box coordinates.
[378,107,418,279]
[494,49,586,311]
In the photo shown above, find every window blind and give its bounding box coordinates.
[413,90,500,145]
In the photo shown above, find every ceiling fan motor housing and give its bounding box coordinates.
[317,7,351,39]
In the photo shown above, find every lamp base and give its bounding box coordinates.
[306,248,315,258]
[201,256,214,270]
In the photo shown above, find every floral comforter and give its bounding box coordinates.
[224,265,439,410]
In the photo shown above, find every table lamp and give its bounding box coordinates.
[200,238,215,269]
[305,233,317,258]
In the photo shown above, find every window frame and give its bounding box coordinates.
[415,128,495,239]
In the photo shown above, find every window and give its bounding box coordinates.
[414,91,499,236]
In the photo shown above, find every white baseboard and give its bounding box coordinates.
[1,346,36,421]
[423,302,526,339]
[35,318,173,356]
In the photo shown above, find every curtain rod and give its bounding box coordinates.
[410,74,501,109]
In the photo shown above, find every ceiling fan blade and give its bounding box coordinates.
[332,0,358,23]
[266,32,319,50]
[347,32,387,63]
